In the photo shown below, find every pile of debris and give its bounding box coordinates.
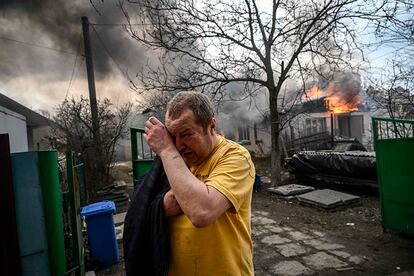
[96,181,130,213]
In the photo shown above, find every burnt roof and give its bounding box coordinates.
[301,97,328,113]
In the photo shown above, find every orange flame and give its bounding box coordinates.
[303,86,361,114]
[324,95,361,114]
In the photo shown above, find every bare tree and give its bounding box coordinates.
[50,96,132,200]
[366,61,414,119]
[137,89,175,120]
[366,1,413,118]
[119,0,390,185]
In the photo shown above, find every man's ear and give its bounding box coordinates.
[210,118,216,134]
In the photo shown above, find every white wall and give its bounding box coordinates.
[0,106,28,153]
[284,111,373,151]
[361,112,374,151]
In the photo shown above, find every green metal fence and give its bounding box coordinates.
[38,151,67,276]
[130,127,154,188]
[11,152,51,276]
[63,151,85,276]
[372,117,414,236]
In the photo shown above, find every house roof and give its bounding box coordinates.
[302,97,328,113]
[0,93,50,127]
[301,96,368,114]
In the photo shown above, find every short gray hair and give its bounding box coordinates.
[166,91,214,130]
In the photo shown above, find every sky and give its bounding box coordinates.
[0,0,407,117]
[0,0,146,114]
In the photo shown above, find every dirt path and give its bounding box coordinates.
[252,183,414,275]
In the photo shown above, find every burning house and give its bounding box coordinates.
[284,77,380,188]
[285,78,373,153]
[212,72,376,158]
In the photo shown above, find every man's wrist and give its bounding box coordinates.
[159,147,181,161]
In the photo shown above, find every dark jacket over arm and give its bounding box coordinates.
[123,156,170,276]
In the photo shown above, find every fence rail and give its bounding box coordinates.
[372,117,414,141]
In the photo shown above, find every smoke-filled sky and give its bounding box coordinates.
[0,0,401,117]
[0,0,145,113]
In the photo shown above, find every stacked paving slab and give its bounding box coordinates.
[268,184,360,210]
[96,181,130,213]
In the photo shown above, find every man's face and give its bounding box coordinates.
[165,108,215,166]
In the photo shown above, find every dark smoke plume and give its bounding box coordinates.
[0,0,145,80]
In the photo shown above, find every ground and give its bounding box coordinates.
[94,163,414,275]
[251,183,414,275]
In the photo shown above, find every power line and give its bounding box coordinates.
[90,24,136,87]
[0,36,77,55]
[91,22,152,26]
[65,33,83,99]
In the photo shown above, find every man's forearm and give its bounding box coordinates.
[159,147,231,227]
[160,147,206,214]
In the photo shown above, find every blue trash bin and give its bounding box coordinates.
[81,201,119,266]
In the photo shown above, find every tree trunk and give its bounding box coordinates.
[269,89,282,186]
[84,146,108,201]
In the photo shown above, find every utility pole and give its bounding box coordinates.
[81,16,100,145]
[82,16,102,197]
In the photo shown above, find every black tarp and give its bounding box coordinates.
[286,151,377,181]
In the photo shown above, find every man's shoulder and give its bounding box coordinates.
[210,137,254,170]
[193,135,253,172]
[217,136,251,156]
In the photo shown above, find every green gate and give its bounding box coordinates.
[130,127,154,188]
[372,117,414,236]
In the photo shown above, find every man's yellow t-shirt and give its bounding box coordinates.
[168,135,255,276]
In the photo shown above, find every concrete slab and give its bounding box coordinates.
[303,239,345,250]
[349,255,367,265]
[297,189,360,209]
[275,243,310,257]
[286,230,313,240]
[303,252,349,269]
[264,225,284,233]
[252,216,277,225]
[330,250,351,259]
[268,184,315,196]
[271,261,313,276]
[311,230,325,237]
[261,234,291,245]
[252,225,270,236]
[253,210,270,216]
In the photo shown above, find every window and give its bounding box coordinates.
[305,118,327,136]
[238,124,250,141]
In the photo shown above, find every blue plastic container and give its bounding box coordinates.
[81,201,119,266]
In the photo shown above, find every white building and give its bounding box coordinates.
[0,93,50,153]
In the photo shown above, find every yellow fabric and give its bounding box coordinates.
[168,135,255,276]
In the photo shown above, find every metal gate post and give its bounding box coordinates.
[66,151,85,276]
